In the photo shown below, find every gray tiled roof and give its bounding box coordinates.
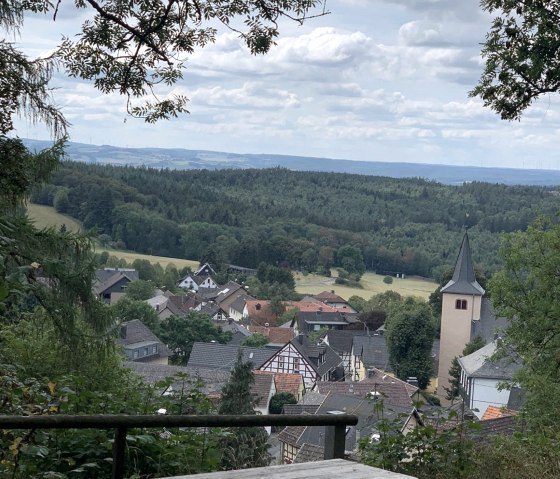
[283,404,321,415]
[187,342,276,370]
[507,387,526,411]
[125,361,229,396]
[471,297,509,343]
[441,233,485,296]
[315,381,414,408]
[293,392,414,452]
[353,335,391,371]
[252,373,274,408]
[293,443,324,463]
[325,330,367,354]
[458,341,522,380]
[290,336,343,378]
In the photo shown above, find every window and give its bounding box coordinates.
[133,350,139,359]
[151,345,158,354]
[455,299,467,310]
[293,357,300,371]
[278,356,285,370]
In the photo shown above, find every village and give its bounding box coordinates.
[94,234,523,465]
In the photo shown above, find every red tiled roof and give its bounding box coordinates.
[481,405,518,421]
[254,370,303,398]
[249,325,295,344]
[313,291,347,303]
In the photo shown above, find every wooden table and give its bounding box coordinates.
[161,459,416,479]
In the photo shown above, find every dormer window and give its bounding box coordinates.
[456,299,467,310]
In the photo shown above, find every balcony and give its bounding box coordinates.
[0,413,416,479]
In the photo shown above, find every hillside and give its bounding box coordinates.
[31,162,560,281]
[23,138,560,186]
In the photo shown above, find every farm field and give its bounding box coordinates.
[26,203,437,298]
[294,270,437,301]
[26,203,83,233]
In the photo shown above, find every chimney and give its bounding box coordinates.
[119,325,127,339]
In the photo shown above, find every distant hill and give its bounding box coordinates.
[23,138,560,186]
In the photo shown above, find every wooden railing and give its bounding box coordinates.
[0,413,358,479]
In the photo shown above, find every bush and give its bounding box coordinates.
[383,275,393,284]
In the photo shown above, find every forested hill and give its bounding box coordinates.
[32,162,560,280]
[23,138,560,186]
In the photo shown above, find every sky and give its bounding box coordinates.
[12,0,560,169]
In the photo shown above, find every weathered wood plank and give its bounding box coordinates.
[160,459,416,479]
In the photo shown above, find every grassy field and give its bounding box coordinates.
[26,203,83,233]
[294,270,437,301]
[26,203,437,298]
[95,248,199,270]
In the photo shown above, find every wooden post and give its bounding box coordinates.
[112,427,127,479]
[324,424,346,459]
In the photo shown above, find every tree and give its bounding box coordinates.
[4,1,327,126]
[241,333,269,348]
[471,0,560,120]
[158,312,231,365]
[112,297,160,333]
[385,299,435,389]
[218,351,271,470]
[125,279,156,300]
[489,217,560,429]
[269,392,297,414]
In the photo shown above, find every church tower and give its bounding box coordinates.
[437,233,485,397]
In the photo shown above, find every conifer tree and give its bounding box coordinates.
[218,351,271,470]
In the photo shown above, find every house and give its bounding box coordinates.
[458,340,522,419]
[278,391,422,463]
[259,335,344,388]
[313,374,419,408]
[255,371,306,401]
[178,274,217,291]
[437,233,509,397]
[252,371,277,433]
[351,334,392,376]
[312,291,356,313]
[323,330,367,380]
[186,342,277,372]
[228,294,254,321]
[94,268,138,303]
[117,319,170,365]
[248,325,295,347]
[145,292,199,320]
[195,263,217,277]
[215,319,252,345]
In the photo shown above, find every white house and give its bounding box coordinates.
[178,274,217,291]
[458,340,522,419]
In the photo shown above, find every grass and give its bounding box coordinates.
[26,203,83,233]
[26,203,437,299]
[26,203,198,270]
[95,247,199,270]
[294,270,437,301]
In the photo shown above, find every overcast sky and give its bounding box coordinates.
[13,0,560,169]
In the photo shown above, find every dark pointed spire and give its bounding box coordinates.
[441,232,485,296]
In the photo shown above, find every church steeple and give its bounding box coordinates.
[441,232,484,296]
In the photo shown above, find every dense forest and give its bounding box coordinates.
[32,162,560,280]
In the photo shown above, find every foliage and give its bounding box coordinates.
[383,275,393,284]
[360,402,560,479]
[269,392,297,414]
[359,408,477,479]
[241,333,269,348]
[489,217,560,430]
[308,326,328,344]
[124,279,156,300]
[32,163,560,280]
[471,0,560,120]
[112,297,161,333]
[159,312,231,365]
[385,298,435,389]
[218,351,271,470]
[348,294,367,312]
